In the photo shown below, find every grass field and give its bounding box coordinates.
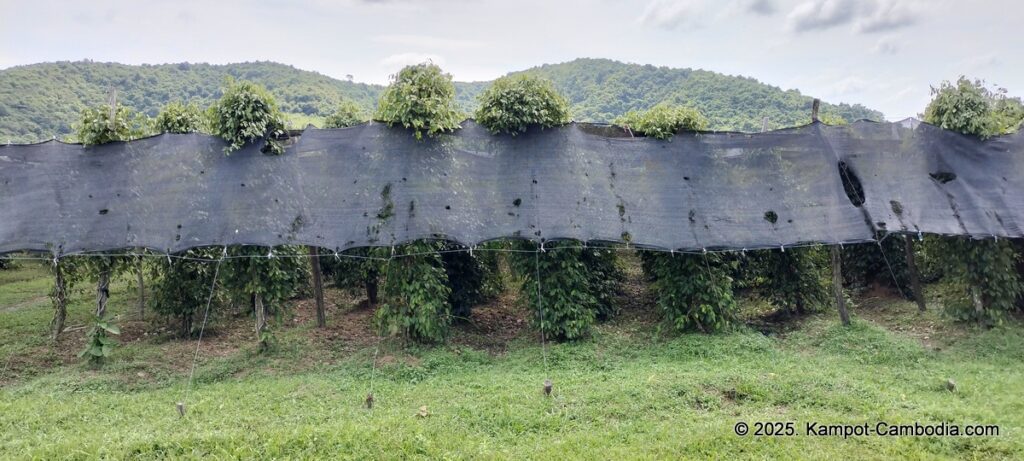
[1,258,1022,459]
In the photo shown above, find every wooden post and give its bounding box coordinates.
[51,262,67,340]
[255,293,267,343]
[903,235,926,311]
[761,117,769,132]
[831,245,850,326]
[811,99,820,123]
[136,252,145,318]
[309,246,326,328]
[96,269,110,318]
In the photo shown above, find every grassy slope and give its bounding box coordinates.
[0,261,1022,460]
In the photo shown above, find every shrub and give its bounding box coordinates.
[374,63,463,140]
[78,314,120,365]
[207,79,286,154]
[614,103,708,139]
[474,74,571,135]
[510,241,616,341]
[149,247,222,337]
[931,237,1021,325]
[154,101,205,134]
[75,105,151,145]
[375,241,452,342]
[440,242,499,322]
[328,247,386,305]
[840,239,914,297]
[323,99,368,129]
[753,247,832,315]
[220,245,309,349]
[924,77,1024,323]
[644,251,737,332]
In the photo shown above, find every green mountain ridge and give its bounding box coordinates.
[0,58,882,142]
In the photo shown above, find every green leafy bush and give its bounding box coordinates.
[375,241,452,342]
[923,77,1022,138]
[374,63,463,140]
[510,242,617,341]
[613,103,708,139]
[150,247,222,337]
[79,314,120,365]
[644,251,737,332]
[474,75,571,135]
[327,247,387,305]
[841,240,912,297]
[923,77,1024,323]
[753,247,831,315]
[75,105,151,145]
[931,237,1021,324]
[222,246,308,313]
[207,79,286,154]
[440,243,499,322]
[154,101,205,133]
[323,99,368,129]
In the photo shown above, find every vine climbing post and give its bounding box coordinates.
[309,246,326,328]
[96,268,110,318]
[832,245,850,326]
[904,235,926,311]
[50,260,67,340]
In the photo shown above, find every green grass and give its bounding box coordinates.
[0,262,1022,459]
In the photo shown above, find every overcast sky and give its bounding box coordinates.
[1,0,1020,119]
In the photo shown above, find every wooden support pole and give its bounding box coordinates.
[904,235,926,311]
[96,269,110,318]
[811,98,821,123]
[831,245,850,326]
[51,263,67,340]
[136,252,145,318]
[309,246,326,328]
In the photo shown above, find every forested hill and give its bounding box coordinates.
[0,59,882,142]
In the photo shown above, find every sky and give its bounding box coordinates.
[0,0,1021,119]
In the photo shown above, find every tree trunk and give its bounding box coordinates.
[136,255,145,318]
[971,286,987,325]
[904,235,926,311]
[366,279,379,305]
[181,312,193,338]
[255,293,267,346]
[831,245,850,326]
[309,246,326,328]
[96,270,110,318]
[50,265,67,340]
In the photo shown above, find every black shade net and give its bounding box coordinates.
[1,120,1021,255]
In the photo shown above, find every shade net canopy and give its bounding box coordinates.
[0,120,1021,255]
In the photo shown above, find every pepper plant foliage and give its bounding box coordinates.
[221,246,309,316]
[510,242,620,341]
[374,63,463,140]
[154,101,205,134]
[474,74,571,135]
[614,103,709,140]
[643,251,737,332]
[923,77,1024,323]
[931,237,1021,324]
[375,241,453,343]
[748,247,832,316]
[323,99,368,129]
[207,79,287,154]
[924,77,1024,139]
[75,105,152,145]
[149,247,222,337]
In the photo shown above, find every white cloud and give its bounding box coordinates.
[638,0,706,30]
[873,37,899,54]
[856,0,917,33]
[787,0,918,33]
